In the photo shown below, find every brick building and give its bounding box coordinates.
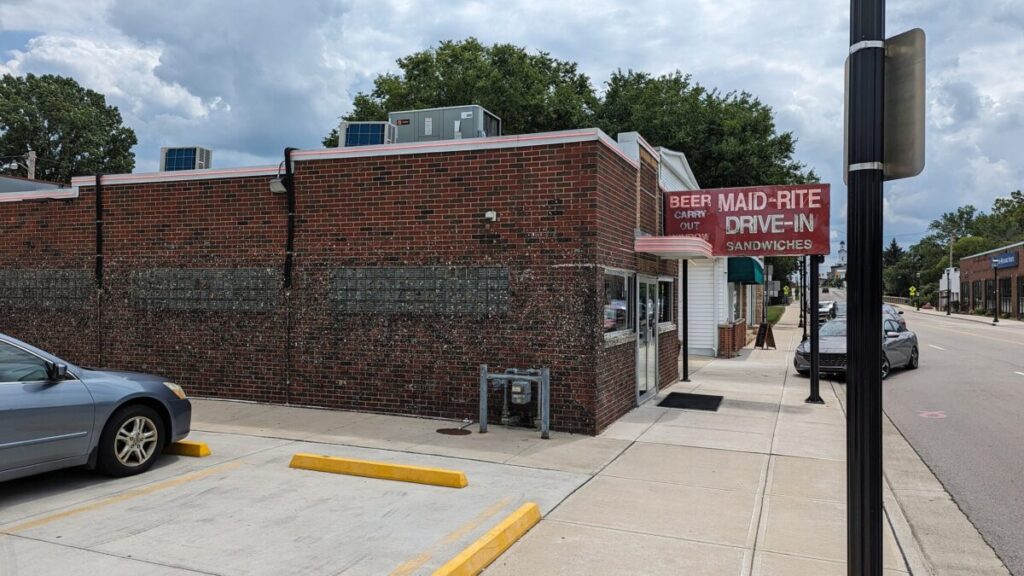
[0,128,697,435]
[959,240,1024,319]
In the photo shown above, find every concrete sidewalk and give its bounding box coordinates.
[171,303,997,575]
[488,303,911,575]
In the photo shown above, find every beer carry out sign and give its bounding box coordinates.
[664,184,831,256]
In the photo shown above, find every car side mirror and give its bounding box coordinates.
[45,361,68,380]
[885,331,899,339]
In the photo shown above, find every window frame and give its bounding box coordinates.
[603,268,636,339]
[0,340,54,384]
[657,277,675,326]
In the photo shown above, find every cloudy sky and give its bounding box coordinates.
[1,0,1021,257]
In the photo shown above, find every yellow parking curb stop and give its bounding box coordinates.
[289,453,469,489]
[432,502,541,576]
[164,440,211,457]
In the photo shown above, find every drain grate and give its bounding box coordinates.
[436,428,472,436]
[658,392,723,411]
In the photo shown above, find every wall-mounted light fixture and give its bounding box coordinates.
[268,160,288,194]
[484,210,498,222]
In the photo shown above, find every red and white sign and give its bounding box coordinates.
[664,184,831,256]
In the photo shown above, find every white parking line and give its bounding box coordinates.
[1015,371,1024,377]
[929,344,946,351]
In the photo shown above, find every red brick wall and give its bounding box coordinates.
[717,320,748,357]
[287,143,602,432]
[0,138,672,434]
[960,246,1023,317]
[0,192,98,364]
[593,145,679,431]
[97,177,290,404]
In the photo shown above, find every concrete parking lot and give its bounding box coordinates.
[0,405,597,576]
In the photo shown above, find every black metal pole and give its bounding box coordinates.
[848,0,885,574]
[807,255,824,404]
[993,268,1000,324]
[682,259,690,382]
[946,269,951,315]
[283,147,298,289]
[801,257,808,341]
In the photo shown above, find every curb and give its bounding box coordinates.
[432,502,541,576]
[288,453,469,488]
[164,440,211,457]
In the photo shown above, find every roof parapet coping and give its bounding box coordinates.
[70,127,640,189]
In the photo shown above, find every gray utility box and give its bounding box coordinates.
[388,105,501,144]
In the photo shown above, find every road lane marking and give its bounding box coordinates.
[917,411,946,419]
[0,460,243,534]
[928,344,946,351]
[1015,372,1024,377]
[915,323,1024,347]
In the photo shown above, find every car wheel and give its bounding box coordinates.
[97,404,164,477]
[907,346,919,369]
[796,369,809,377]
[881,355,891,380]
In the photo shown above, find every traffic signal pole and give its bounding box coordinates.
[848,0,886,574]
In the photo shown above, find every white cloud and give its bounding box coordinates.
[0,0,1020,244]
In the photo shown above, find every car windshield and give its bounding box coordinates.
[819,320,846,337]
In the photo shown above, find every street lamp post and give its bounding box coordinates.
[847,0,886,572]
[946,268,952,315]
[807,255,824,404]
[947,234,955,315]
[915,272,921,311]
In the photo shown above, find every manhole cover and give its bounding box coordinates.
[436,428,472,436]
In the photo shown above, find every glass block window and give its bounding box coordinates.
[0,269,91,309]
[132,268,279,311]
[330,267,509,315]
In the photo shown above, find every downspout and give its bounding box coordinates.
[94,174,104,364]
[282,147,297,406]
[283,147,297,289]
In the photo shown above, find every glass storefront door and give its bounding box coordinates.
[637,277,659,403]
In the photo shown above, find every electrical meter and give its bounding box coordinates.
[510,380,532,405]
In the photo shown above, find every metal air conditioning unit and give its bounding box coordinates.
[160,147,213,171]
[336,121,399,148]
[388,105,501,144]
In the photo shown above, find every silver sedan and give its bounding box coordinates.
[794,317,919,380]
[0,332,192,482]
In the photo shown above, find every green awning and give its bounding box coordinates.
[728,257,764,285]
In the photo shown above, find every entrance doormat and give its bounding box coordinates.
[658,392,723,411]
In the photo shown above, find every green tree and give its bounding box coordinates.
[0,74,136,183]
[323,38,598,147]
[595,70,817,188]
[929,205,977,241]
[883,237,904,267]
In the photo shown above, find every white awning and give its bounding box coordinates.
[635,236,713,259]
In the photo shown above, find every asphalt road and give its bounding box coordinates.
[827,288,1024,574]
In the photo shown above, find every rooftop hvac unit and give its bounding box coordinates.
[337,121,398,148]
[388,105,501,144]
[160,147,213,171]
